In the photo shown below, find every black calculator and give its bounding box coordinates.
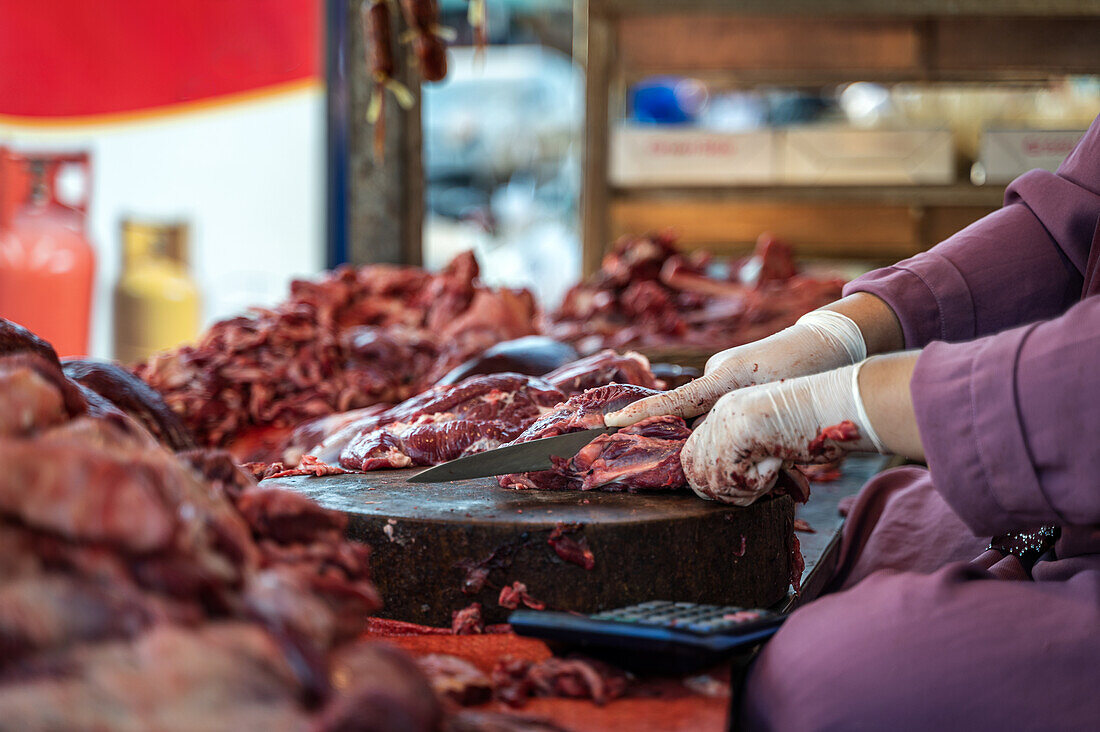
[508,601,787,674]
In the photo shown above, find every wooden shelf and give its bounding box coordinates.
[589,0,1100,16]
[622,69,1095,88]
[610,183,1007,207]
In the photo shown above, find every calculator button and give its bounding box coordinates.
[637,615,673,625]
[636,601,669,610]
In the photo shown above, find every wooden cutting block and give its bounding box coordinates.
[264,470,795,627]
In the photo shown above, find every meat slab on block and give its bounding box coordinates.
[499,383,811,504]
[291,352,663,473]
[336,373,566,470]
[498,384,673,492]
[501,415,691,492]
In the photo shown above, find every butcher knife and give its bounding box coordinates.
[407,427,617,483]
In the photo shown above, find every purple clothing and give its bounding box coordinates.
[847,112,1100,537]
[742,474,1100,730]
[742,114,1100,729]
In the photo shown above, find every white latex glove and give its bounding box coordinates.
[683,361,886,505]
[605,310,866,427]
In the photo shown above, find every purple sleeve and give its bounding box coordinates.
[911,294,1100,535]
[844,114,1100,348]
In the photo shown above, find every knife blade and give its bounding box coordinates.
[407,427,618,483]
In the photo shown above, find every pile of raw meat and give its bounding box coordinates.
[136,252,538,451]
[545,231,845,352]
[136,236,842,464]
[0,321,446,730]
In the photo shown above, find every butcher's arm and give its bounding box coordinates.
[911,294,1100,535]
[606,292,904,426]
[846,115,1100,348]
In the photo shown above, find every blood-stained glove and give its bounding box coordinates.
[605,310,866,427]
[682,362,886,505]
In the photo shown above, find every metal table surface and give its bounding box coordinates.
[781,453,892,610]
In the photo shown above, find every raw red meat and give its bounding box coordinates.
[498,581,545,611]
[497,384,669,491]
[0,343,445,730]
[256,454,352,480]
[790,533,805,595]
[62,359,197,451]
[568,416,691,491]
[491,655,629,707]
[416,653,492,706]
[338,373,566,470]
[547,524,596,570]
[797,461,844,482]
[807,420,861,457]
[451,602,485,635]
[546,231,845,352]
[136,251,538,448]
[508,383,662,443]
[282,353,663,474]
[497,384,814,508]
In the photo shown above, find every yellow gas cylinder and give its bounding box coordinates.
[113,220,200,364]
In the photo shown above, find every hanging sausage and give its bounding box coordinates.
[362,0,414,159]
[399,0,450,83]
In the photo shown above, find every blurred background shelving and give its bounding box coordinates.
[577,0,1100,274]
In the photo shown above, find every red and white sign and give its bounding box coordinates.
[0,0,321,121]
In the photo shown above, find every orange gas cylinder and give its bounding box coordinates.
[0,149,96,357]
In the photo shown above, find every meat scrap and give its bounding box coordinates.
[790,533,805,595]
[793,519,815,533]
[417,653,492,706]
[0,318,61,366]
[807,420,861,457]
[451,602,485,635]
[260,454,351,480]
[797,460,843,482]
[491,655,629,707]
[547,523,595,570]
[498,582,545,611]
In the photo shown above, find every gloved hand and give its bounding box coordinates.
[682,361,886,505]
[605,310,866,428]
